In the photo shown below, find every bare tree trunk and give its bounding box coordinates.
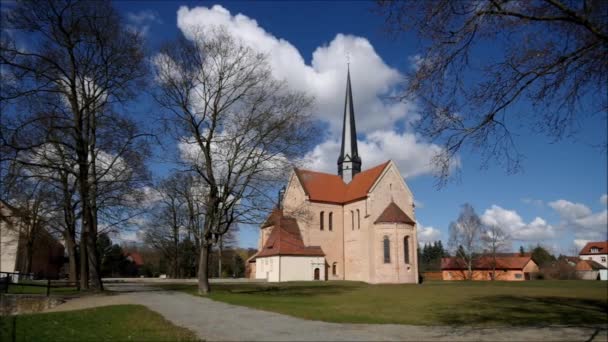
[87,109,103,291]
[25,241,33,274]
[218,236,223,278]
[64,233,78,282]
[492,254,496,281]
[80,230,89,289]
[198,244,211,295]
[61,175,78,282]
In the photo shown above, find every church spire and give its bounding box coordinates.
[337,66,361,183]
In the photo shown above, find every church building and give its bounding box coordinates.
[248,69,419,284]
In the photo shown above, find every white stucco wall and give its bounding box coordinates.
[582,254,608,268]
[0,218,20,273]
[279,256,326,281]
[255,255,326,282]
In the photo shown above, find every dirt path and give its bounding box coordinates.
[45,283,607,341]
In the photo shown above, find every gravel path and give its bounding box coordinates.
[45,283,607,341]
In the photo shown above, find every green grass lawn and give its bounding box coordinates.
[0,305,199,341]
[161,280,608,326]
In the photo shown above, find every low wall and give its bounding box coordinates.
[422,272,442,280]
[102,277,267,284]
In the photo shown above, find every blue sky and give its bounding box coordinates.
[113,1,607,254]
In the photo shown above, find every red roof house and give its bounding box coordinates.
[441,255,539,281]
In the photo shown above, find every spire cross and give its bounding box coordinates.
[346,51,350,68]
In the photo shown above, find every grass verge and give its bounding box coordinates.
[160,280,608,326]
[0,304,199,341]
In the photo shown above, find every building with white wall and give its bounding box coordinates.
[579,241,607,268]
[249,69,418,283]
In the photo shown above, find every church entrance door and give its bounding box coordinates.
[314,268,320,280]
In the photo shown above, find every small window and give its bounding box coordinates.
[383,236,390,263]
[320,211,324,231]
[332,262,337,275]
[351,210,354,230]
[515,273,523,279]
[602,257,606,262]
[591,247,599,253]
[404,236,410,264]
[329,212,333,231]
[357,209,360,229]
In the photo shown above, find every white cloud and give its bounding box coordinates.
[127,9,162,36]
[601,194,607,206]
[176,5,414,134]
[302,130,454,178]
[481,205,555,241]
[174,5,457,179]
[573,239,590,251]
[549,199,607,241]
[417,222,441,244]
[548,199,592,221]
[522,198,544,207]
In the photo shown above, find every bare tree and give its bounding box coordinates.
[0,176,58,274]
[378,0,608,185]
[1,0,148,290]
[481,225,511,280]
[154,28,314,294]
[448,203,485,280]
[144,173,189,278]
[215,227,238,278]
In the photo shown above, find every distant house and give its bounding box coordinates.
[579,241,607,268]
[0,201,64,279]
[575,259,607,281]
[441,255,539,281]
[125,252,144,267]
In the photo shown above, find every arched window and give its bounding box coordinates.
[328,212,333,231]
[351,210,354,230]
[404,236,410,264]
[320,211,324,231]
[332,262,337,275]
[357,209,360,229]
[383,236,390,263]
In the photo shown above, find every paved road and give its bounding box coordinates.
[46,283,607,342]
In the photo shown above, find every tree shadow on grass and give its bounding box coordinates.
[436,295,608,326]
[222,284,358,297]
[159,282,360,297]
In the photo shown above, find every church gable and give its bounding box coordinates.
[368,161,413,199]
[367,161,415,226]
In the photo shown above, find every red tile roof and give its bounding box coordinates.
[575,259,607,271]
[125,252,144,266]
[294,161,389,204]
[374,202,415,224]
[441,256,534,270]
[256,211,324,258]
[261,208,282,228]
[579,241,608,255]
